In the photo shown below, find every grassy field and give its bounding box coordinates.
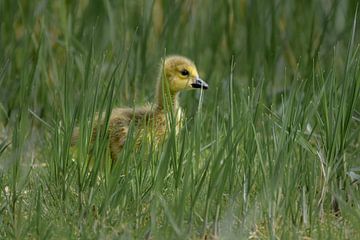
[1,0,360,239]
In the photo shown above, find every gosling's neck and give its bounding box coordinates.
[155,77,179,112]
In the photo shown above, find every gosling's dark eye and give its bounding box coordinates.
[180,69,189,76]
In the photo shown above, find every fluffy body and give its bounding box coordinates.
[71,55,207,161]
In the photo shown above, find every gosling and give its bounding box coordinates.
[71,55,208,161]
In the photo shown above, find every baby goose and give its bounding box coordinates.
[71,55,208,161]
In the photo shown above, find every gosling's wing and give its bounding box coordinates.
[71,107,129,146]
[108,115,131,160]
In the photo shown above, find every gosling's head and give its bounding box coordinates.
[161,55,208,93]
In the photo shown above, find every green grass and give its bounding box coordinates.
[1,0,360,239]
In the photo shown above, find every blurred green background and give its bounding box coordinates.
[1,0,358,116]
[1,0,360,239]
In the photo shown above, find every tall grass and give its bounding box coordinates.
[1,0,360,239]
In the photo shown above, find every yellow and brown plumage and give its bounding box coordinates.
[71,55,208,161]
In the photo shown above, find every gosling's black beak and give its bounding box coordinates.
[191,77,209,90]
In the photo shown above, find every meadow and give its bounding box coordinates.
[1,0,360,239]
